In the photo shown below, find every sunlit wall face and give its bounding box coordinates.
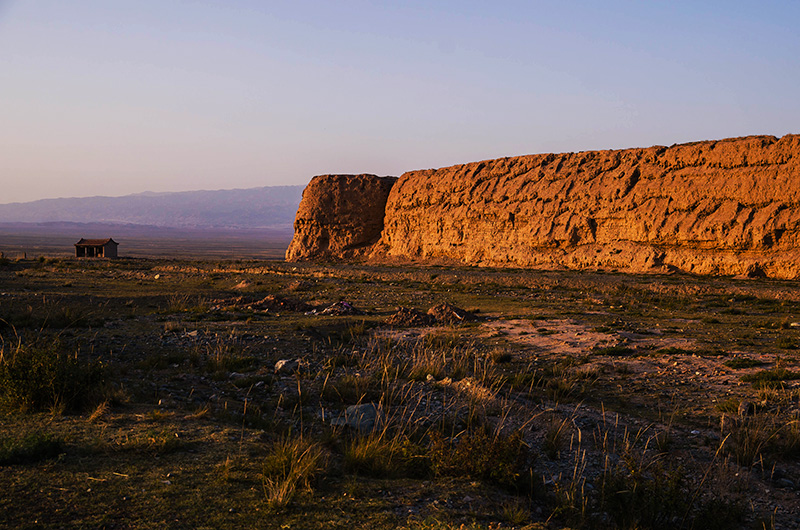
[1,0,798,204]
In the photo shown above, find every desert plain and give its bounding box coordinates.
[2,253,800,529]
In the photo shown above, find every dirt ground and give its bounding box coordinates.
[1,257,800,529]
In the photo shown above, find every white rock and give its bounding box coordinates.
[274,359,300,375]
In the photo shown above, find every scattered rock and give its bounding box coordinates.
[287,279,315,292]
[274,359,300,375]
[210,295,310,313]
[427,303,477,324]
[330,403,383,431]
[251,295,310,312]
[320,301,364,316]
[385,306,435,327]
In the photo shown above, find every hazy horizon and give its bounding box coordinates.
[2,1,798,203]
[0,182,306,207]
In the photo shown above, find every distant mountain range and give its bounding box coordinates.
[0,186,305,230]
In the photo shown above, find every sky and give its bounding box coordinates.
[1,1,799,204]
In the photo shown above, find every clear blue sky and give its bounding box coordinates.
[1,0,798,203]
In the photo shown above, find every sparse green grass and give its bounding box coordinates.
[715,398,740,414]
[593,345,635,356]
[140,427,187,454]
[740,367,800,387]
[724,356,764,369]
[529,359,595,403]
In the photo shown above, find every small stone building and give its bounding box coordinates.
[75,238,119,258]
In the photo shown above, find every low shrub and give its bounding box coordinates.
[543,417,571,459]
[740,367,800,388]
[490,349,513,364]
[723,357,764,369]
[655,347,691,356]
[143,428,186,455]
[599,460,686,530]
[715,398,740,414]
[0,338,105,412]
[198,338,258,374]
[531,361,593,403]
[344,428,427,478]
[776,336,798,349]
[551,428,746,530]
[322,374,381,405]
[723,413,800,466]
[0,431,63,464]
[0,299,101,330]
[428,427,528,488]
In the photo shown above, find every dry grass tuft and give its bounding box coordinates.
[88,400,110,422]
[261,434,328,510]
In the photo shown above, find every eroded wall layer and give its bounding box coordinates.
[375,135,800,278]
[286,174,397,261]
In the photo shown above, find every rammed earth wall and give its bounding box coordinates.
[288,135,800,279]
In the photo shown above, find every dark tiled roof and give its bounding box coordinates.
[75,238,118,246]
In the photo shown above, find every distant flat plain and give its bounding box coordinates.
[0,222,292,260]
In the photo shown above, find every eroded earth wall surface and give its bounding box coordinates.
[290,135,800,278]
[286,174,397,261]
